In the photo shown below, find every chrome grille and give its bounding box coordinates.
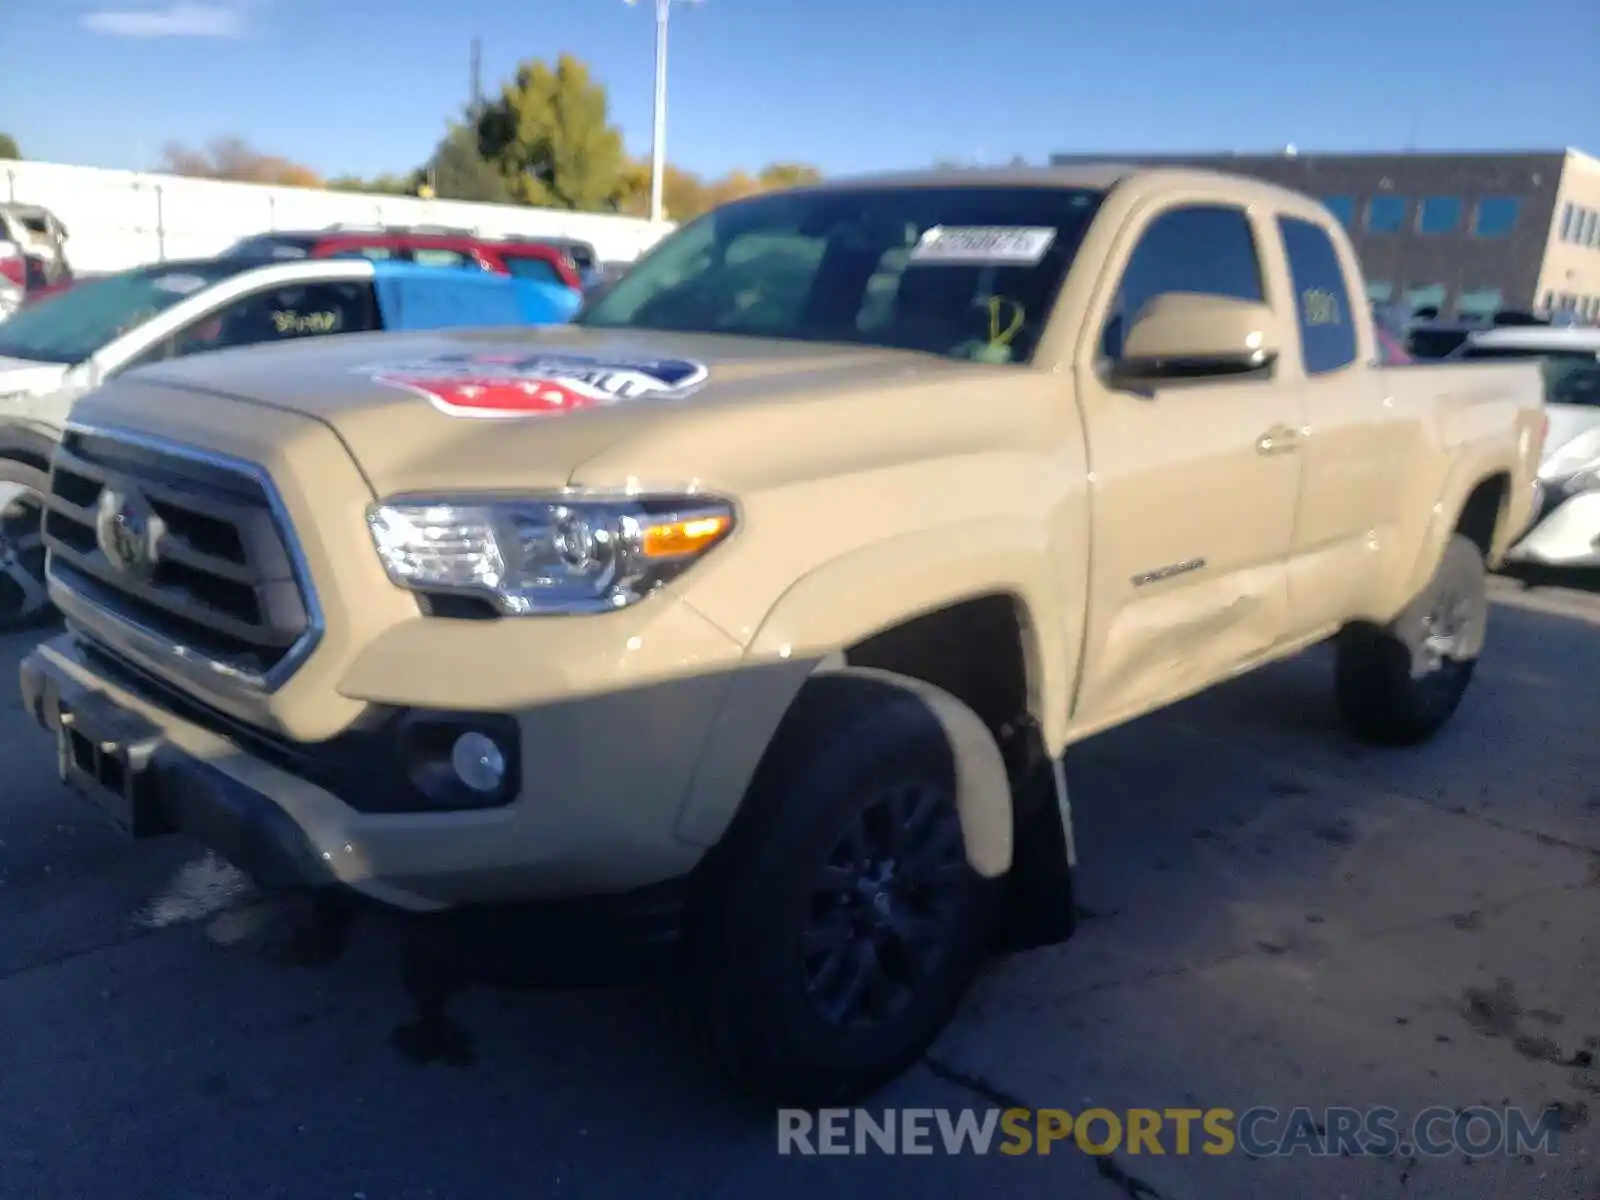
[43,426,317,688]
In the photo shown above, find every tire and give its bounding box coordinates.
[1334,533,1488,747]
[0,459,52,633]
[682,671,1004,1107]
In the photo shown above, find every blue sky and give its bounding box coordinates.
[5,0,1597,181]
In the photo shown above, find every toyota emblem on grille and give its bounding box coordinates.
[95,484,163,582]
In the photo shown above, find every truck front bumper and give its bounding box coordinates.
[17,633,707,940]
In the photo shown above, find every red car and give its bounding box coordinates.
[221,226,582,291]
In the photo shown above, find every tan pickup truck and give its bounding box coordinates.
[18,165,1544,1104]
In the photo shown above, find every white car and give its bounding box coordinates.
[1454,325,1600,568]
[0,254,579,629]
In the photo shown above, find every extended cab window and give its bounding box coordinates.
[1100,204,1264,361]
[579,185,1106,365]
[168,281,380,358]
[1277,215,1358,375]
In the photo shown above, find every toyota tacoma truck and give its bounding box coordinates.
[18,165,1544,1104]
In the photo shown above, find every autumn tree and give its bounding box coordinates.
[609,158,652,214]
[0,134,19,160]
[326,172,419,196]
[622,160,824,221]
[477,54,625,211]
[756,163,822,190]
[159,136,322,187]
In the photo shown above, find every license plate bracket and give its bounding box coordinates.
[54,688,170,838]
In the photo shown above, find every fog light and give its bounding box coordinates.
[451,731,507,793]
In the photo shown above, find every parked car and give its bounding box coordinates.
[524,235,602,287]
[221,226,583,291]
[0,256,579,628]
[0,274,20,323]
[17,165,1543,1105]
[0,202,73,291]
[1453,324,1600,567]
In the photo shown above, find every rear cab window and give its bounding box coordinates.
[1276,215,1358,375]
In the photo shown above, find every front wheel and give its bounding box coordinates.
[0,463,51,633]
[683,672,1004,1107]
[1334,533,1488,746]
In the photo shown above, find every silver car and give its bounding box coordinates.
[1454,326,1600,568]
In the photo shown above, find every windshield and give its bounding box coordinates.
[1459,345,1600,408]
[0,260,253,364]
[579,185,1105,364]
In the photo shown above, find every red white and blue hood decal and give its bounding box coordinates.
[354,350,710,419]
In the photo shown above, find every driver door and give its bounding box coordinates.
[1068,199,1305,730]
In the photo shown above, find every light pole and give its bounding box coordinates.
[626,0,700,224]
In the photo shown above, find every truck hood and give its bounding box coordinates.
[96,325,1021,498]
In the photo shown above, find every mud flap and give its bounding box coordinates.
[993,720,1077,953]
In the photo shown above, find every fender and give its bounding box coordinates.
[831,667,1015,878]
[1401,443,1517,603]
[742,519,1083,754]
[673,520,1086,853]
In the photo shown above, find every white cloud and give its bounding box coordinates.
[79,3,251,39]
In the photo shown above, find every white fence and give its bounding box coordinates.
[0,159,675,275]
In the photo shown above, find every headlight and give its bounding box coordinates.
[367,492,735,615]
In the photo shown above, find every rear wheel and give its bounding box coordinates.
[684,672,1003,1106]
[1334,533,1488,746]
[0,461,51,633]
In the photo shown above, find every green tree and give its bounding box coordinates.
[425,120,512,204]
[0,134,19,160]
[478,53,625,211]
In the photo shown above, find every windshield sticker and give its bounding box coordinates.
[355,351,710,418]
[908,226,1057,266]
[150,273,209,295]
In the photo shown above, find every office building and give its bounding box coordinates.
[1046,148,1600,321]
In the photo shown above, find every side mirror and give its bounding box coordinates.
[1113,292,1278,382]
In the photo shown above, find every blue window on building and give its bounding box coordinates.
[1366,196,1407,233]
[1404,283,1447,315]
[1417,197,1462,235]
[1277,216,1358,375]
[1586,209,1600,247]
[1320,196,1356,228]
[1560,202,1576,241]
[1471,197,1519,237]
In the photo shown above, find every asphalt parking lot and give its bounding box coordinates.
[2,572,1597,1200]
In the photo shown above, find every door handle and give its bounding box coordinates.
[1256,424,1301,456]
